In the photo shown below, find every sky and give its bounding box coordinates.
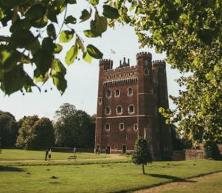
[0,2,181,120]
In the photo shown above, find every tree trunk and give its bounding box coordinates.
[142,164,145,174]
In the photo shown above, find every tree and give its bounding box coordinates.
[0,0,120,94]
[16,115,39,149]
[0,110,18,147]
[1,0,222,146]
[30,117,55,148]
[132,138,152,175]
[16,116,54,149]
[118,0,222,146]
[54,103,94,148]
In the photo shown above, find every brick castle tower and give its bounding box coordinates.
[95,52,172,160]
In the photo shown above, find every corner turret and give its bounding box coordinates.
[136,52,152,66]
[99,59,113,70]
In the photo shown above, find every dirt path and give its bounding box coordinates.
[134,172,222,193]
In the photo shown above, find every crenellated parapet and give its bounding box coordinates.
[152,60,166,68]
[136,52,152,61]
[99,59,113,70]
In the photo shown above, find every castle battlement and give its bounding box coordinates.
[152,60,166,68]
[136,52,152,60]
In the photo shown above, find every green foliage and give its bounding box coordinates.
[16,116,54,149]
[115,0,222,146]
[0,111,18,147]
[80,9,92,22]
[65,42,79,65]
[54,103,95,148]
[103,5,120,19]
[87,44,103,59]
[132,138,152,174]
[204,141,221,160]
[0,0,112,95]
[16,116,39,149]
[59,30,74,43]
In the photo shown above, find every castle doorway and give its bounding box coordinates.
[122,145,126,154]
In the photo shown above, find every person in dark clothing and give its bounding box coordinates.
[45,149,49,161]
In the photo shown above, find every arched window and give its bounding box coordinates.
[128,104,135,114]
[144,68,150,76]
[119,123,125,131]
[133,123,138,132]
[116,105,123,115]
[105,106,111,115]
[114,89,120,97]
[98,98,102,105]
[106,89,112,98]
[127,87,133,96]
[104,123,110,132]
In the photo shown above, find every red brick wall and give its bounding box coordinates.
[95,53,172,159]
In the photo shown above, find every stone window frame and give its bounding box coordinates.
[98,97,102,105]
[119,123,125,131]
[127,87,133,97]
[144,68,150,76]
[128,104,135,114]
[116,105,123,115]
[104,123,111,132]
[114,89,120,98]
[133,123,138,132]
[106,89,112,99]
[105,106,111,115]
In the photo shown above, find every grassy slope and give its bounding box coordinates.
[0,160,222,193]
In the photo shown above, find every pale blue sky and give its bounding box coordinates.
[0,2,181,120]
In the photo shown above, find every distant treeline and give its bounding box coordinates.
[0,103,95,149]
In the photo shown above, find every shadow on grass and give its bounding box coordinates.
[147,173,197,182]
[0,166,25,172]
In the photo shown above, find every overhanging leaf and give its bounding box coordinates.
[65,42,79,65]
[86,44,103,59]
[103,5,120,19]
[90,12,107,37]
[47,23,56,39]
[80,9,91,22]
[65,15,77,24]
[59,30,74,43]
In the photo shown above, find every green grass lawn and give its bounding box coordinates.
[153,172,222,193]
[0,149,129,166]
[0,149,111,160]
[0,159,222,193]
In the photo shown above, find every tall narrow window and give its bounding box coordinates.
[105,106,111,115]
[119,123,125,131]
[114,89,120,97]
[98,98,102,105]
[128,87,133,96]
[128,104,135,114]
[133,123,138,132]
[104,123,110,132]
[106,89,112,98]
[116,105,123,115]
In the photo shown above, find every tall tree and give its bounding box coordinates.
[16,116,54,149]
[1,0,222,146]
[132,138,152,175]
[30,117,55,148]
[0,110,18,147]
[115,0,222,146]
[54,103,94,148]
[16,115,39,149]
